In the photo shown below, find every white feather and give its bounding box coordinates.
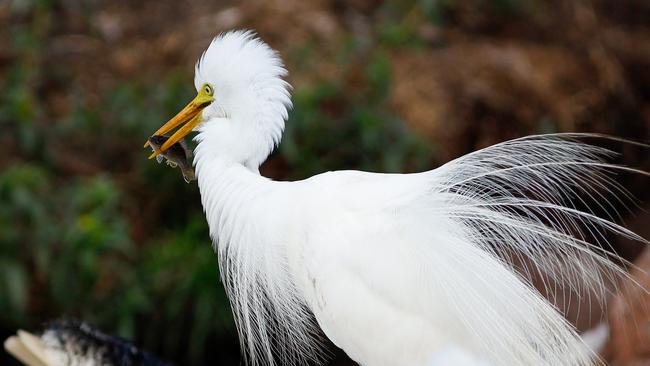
[191,31,647,366]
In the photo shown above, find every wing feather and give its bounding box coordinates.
[305,134,647,365]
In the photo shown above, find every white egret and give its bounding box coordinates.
[146,30,647,366]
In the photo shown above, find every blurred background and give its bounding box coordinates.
[1,0,649,365]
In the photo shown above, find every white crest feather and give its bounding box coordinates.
[194,30,291,169]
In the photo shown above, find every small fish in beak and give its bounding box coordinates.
[148,135,196,183]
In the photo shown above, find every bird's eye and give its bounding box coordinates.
[203,84,213,96]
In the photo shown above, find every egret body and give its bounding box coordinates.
[147,31,646,366]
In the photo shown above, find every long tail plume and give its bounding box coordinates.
[426,133,648,365]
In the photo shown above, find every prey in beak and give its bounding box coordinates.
[148,135,196,183]
[145,84,215,159]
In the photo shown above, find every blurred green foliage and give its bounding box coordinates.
[0,4,233,364]
[283,48,432,177]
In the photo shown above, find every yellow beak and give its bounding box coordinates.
[145,89,214,159]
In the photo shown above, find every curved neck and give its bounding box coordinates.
[193,116,278,171]
[193,137,273,241]
[193,120,317,366]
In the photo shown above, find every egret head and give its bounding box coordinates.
[147,30,292,169]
